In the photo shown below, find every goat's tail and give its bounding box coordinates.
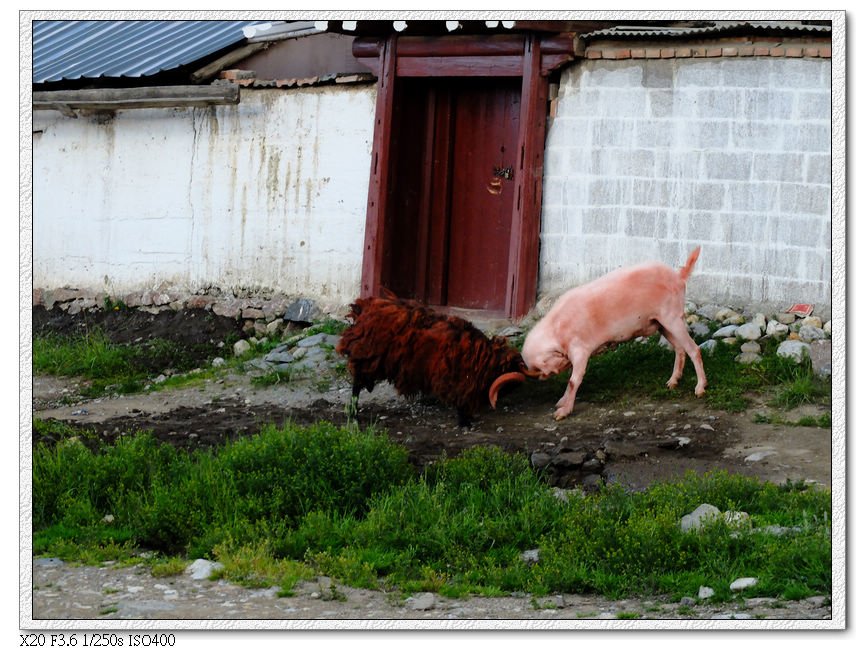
[679,246,701,281]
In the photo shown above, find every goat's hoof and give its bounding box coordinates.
[695,386,706,397]
[554,409,571,421]
[666,380,679,390]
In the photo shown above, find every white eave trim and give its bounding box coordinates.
[242,21,326,43]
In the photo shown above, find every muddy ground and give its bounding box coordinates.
[27,307,834,623]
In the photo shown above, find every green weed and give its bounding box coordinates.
[150,557,188,578]
[33,330,221,397]
[32,424,831,603]
[250,369,296,387]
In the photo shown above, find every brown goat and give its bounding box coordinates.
[336,292,532,426]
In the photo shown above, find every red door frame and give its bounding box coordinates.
[354,33,574,319]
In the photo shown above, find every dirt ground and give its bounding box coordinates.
[27,307,835,624]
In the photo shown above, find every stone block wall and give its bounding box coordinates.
[540,55,832,314]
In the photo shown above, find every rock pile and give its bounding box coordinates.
[32,288,340,341]
[679,303,831,378]
[244,332,342,374]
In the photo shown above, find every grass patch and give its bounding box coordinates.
[150,557,188,578]
[517,337,830,414]
[33,330,222,397]
[33,318,348,398]
[303,318,348,337]
[250,369,299,387]
[33,422,411,557]
[753,412,831,428]
[33,423,831,602]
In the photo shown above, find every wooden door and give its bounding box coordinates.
[445,79,521,311]
[382,77,521,313]
[358,33,560,319]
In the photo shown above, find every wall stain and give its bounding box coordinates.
[266,148,281,212]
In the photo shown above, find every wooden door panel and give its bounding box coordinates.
[379,77,524,314]
[445,79,521,311]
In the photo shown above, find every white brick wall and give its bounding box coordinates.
[33,85,376,305]
[541,57,832,313]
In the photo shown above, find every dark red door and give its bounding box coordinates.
[445,79,521,310]
[382,77,521,313]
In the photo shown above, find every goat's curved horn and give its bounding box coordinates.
[489,372,527,409]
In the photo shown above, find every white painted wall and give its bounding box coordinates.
[33,56,832,315]
[541,57,832,314]
[33,85,376,304]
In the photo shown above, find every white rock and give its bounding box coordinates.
[722,314,746,325]
[520,549,540,565]
[775,312,797,325]
[211,357,226,367]
[735,322,762,341]
[823,320,832,335]
[735,352,762,364]
[680,503,721,532]
[697,304,724,319]
[713,325,739,339]
[406,592,436,611]
[740,341,761,354]
[809,339,832,378]
[777,340,811,362]
[730,577,758,591]
[185,559,224,580]
[744,450,776,462]
[801,315,823,329]
[752,313,767,331]
[698,586,715,600]
[233,339,251,357]
[798,324,827,342]
[699,339,718,355]
[765,320,789,338]
[757,524,802,536]
[723,511,751,527]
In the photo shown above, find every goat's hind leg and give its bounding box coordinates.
[658,326,687,390]
[658,320,707,396]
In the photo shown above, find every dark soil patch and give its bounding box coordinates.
[35,391,756,492]
[32,305,244,349]
[32,305,247,377]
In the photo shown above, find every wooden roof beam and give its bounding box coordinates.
[33,85,241,114]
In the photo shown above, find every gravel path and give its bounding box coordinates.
[30,559,831,625]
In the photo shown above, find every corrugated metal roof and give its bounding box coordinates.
[582,21,831,41]
[32,20,272,83]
